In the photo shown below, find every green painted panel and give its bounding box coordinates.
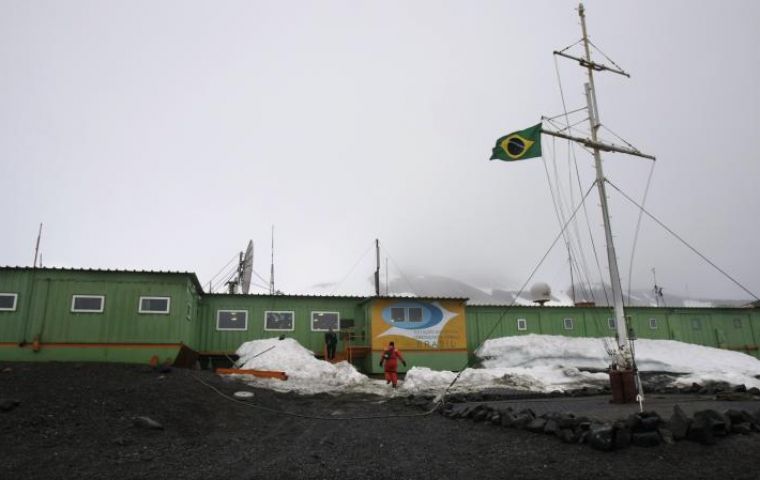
[197,295,368,354]
[0,344,181,364]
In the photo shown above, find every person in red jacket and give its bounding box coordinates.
[379,341,406,388]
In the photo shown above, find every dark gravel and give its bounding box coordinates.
[1,362,759,479]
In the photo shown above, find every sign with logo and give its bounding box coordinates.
[370,299,466,351]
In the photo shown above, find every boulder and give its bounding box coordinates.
[589,425,614,451]
[658,427,675,445]
[543,419,559,436]
[687,413,716,445]
[526,418,547,433]
[612,422,631,450]
[668,405,691,440]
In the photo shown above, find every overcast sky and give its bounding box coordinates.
[2,1,759,300]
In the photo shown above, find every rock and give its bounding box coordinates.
[526,418,547,433]
[589,425,614,451]
[668,405,691,440]
[517,408,536,419]
[658,427,675,445]
[734,384,747,393]
[500,412,516,427]
[631,431,661,447]
[639,412,662,432]
[558,428,581,444]
[687,413,716,445]
[748,387,760,396]
[557,414,580,429]
[613,423,631,450]
[697,410,731,436]
[511,414,533,430]
[0,399,20,412]
[732,423,752,434]
[132,416,164,430]
[489,412,501,425]
[1,367,12,373]
[543,419,559,436]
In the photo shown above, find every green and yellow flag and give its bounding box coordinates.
[490,123,542,161]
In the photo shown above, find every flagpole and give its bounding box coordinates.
[578,3,633,371]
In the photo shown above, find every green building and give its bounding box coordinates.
[1,266,758,371]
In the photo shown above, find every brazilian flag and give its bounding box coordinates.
[490,123,542,161]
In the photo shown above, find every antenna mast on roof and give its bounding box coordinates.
[269,226,275,294]
[33,223,43,268]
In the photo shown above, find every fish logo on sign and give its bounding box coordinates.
[377,301,458,348]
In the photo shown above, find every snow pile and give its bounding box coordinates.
[228,335,760,396]
[235,338,382,395]
[477,334,760,390]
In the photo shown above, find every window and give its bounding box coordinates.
[608,317,616,329]
[389,307,423,323]
[311,311,340,331]
[138,296,171,314]
[733,318,743,329]
[691,318,702,330]
[649,318,658,329]
[516,318,527,331]
[217,310,248,331]
[563,317,574,330]
[71,295,104,313]
[0,293,17,311]
[265,311,294,331]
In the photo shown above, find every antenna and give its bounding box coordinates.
[241,240,254,294]
[269,226,275,295]
[225,240,254,294]
[33,223,43,268]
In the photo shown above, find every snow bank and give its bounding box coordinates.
[477,334,760,390]
[235,338,384,395]
[229,335,760,396]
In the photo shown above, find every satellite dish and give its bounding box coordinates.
[241,240,253,294]
[530,282,552,305]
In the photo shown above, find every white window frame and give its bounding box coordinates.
[216,310,249,331]
[264,310,295,332]
[563,317,574,330]
[607,317,616,329]
[311,311,340,332]
[138,296,171,314]
[516,318,527,331]
[71,295,105,313]
[649,318,658,330]
[0,293,18,311]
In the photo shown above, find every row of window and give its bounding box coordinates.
[0,293,171,314]
[217,310,340,332]
[515,317,660,331]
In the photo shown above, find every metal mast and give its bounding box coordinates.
[578,3,631,367]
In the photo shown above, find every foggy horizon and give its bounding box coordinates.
[2,1,759,303]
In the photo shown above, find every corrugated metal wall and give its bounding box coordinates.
[196,294,368,355]
[465,305,760,359]
[0,269,197,346]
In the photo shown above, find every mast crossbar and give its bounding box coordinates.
[553,51,630,78]
[541,128,655,160]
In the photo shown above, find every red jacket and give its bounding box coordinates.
[380,347,404,372]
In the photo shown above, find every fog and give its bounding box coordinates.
[2,1,758,302]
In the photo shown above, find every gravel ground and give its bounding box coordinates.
[1,362,760,480]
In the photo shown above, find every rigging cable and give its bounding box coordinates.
[440,183,597,399]
[553,55,609,305]
[606,180,760,301]
[384,246,421,297]
[625,160,657,305]
[329,242,374,295]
